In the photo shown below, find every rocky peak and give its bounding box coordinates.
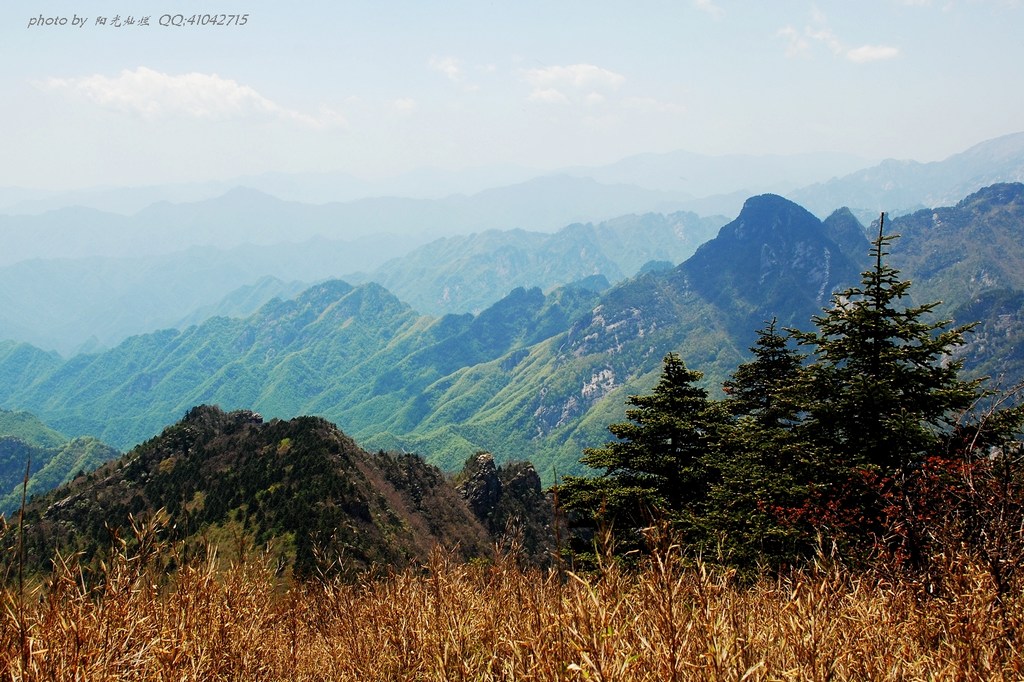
[822,207,870,261]
[502,461,542,500]
[456,453,554,561]
[457,452,502,519]
[681,192,863,323]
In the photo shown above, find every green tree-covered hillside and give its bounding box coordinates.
[562,223,1024,572]
[13,406,495,576]
[2,187,1024,486]
[0,408,120,516]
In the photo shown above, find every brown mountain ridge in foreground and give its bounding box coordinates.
[8,405,552,577]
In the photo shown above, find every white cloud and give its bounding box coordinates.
[393,97,418,114]
[778,13,900,64]
[528,88,570,104]
[806,27,844,55]
[692,0,724,18]
[522,63,626,106]
[39,67,345,128]
[429,56,463,82]
[429,55,487,92]
[846,45,901,62]
[523,63,626,92]
[777,26,811,58]
[520,63,686,119]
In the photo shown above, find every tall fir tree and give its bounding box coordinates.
[723,318,804,429]
[558,352,727,557]
[712,319,809,567]
[560,217,1024,571]
[791,216,980,476]
[787,216,985,563]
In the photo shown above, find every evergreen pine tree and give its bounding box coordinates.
[712,320,808,567]
[792,216,980,475]
[558,352,727,557]
[723,318,804,428]
[788,216,984,562]
[560,217,1024,570]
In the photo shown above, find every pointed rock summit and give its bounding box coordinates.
[680,193,863,331]
[458,452,503,519]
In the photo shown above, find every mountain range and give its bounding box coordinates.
[5,184,1022,487]
[0,209,723,355]
[345,210,723,316]
[10,405,551,575]
[0,408,119,516]
[0,177,696,267]
[2,132,1022,358]
[788,132,1024,220]
[4,132,1021,223]
[0,150,870,216]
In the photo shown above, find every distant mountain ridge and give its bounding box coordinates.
[4,130,1020,241]
[562,150,870,199]
[0,209,722,354]
[0,149,870,216]
[0,408,119,515]
[4,132,1022,357]
[888,183,1024,309]
[2,185,1023,486]
[887,183,1024,384]
[0,407,67,449]
[789,132,1024,218]
[348,211,723,315]
[0,177,693,266]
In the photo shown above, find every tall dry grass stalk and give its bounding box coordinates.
[1,521,1021,680]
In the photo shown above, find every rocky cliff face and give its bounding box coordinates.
[458,452,504,519]
[457,452,554,560]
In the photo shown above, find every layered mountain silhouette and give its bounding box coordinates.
[0,210,721,354]
[789,132,1024,219]
[2,186,1023,489]
[347,210,722,316]
[5,132,1024,358]
[11,406,519,575]
[0,408,119,515]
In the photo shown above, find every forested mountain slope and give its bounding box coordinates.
[0,408,119,515]
[12,407,496,576]
[0,208,721,355]
[1,187,1022,483]
[351,211,723,315]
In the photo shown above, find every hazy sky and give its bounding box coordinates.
[2,0,1022,189]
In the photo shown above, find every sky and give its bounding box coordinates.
[1,0,1022,190]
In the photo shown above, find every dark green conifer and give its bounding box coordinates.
[712,320,808,567]
[723,318,804,428]
[787,216,988,563]
[558,352,727,556]
[792,216,980,476]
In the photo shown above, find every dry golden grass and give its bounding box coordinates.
[1,527,1022,681]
